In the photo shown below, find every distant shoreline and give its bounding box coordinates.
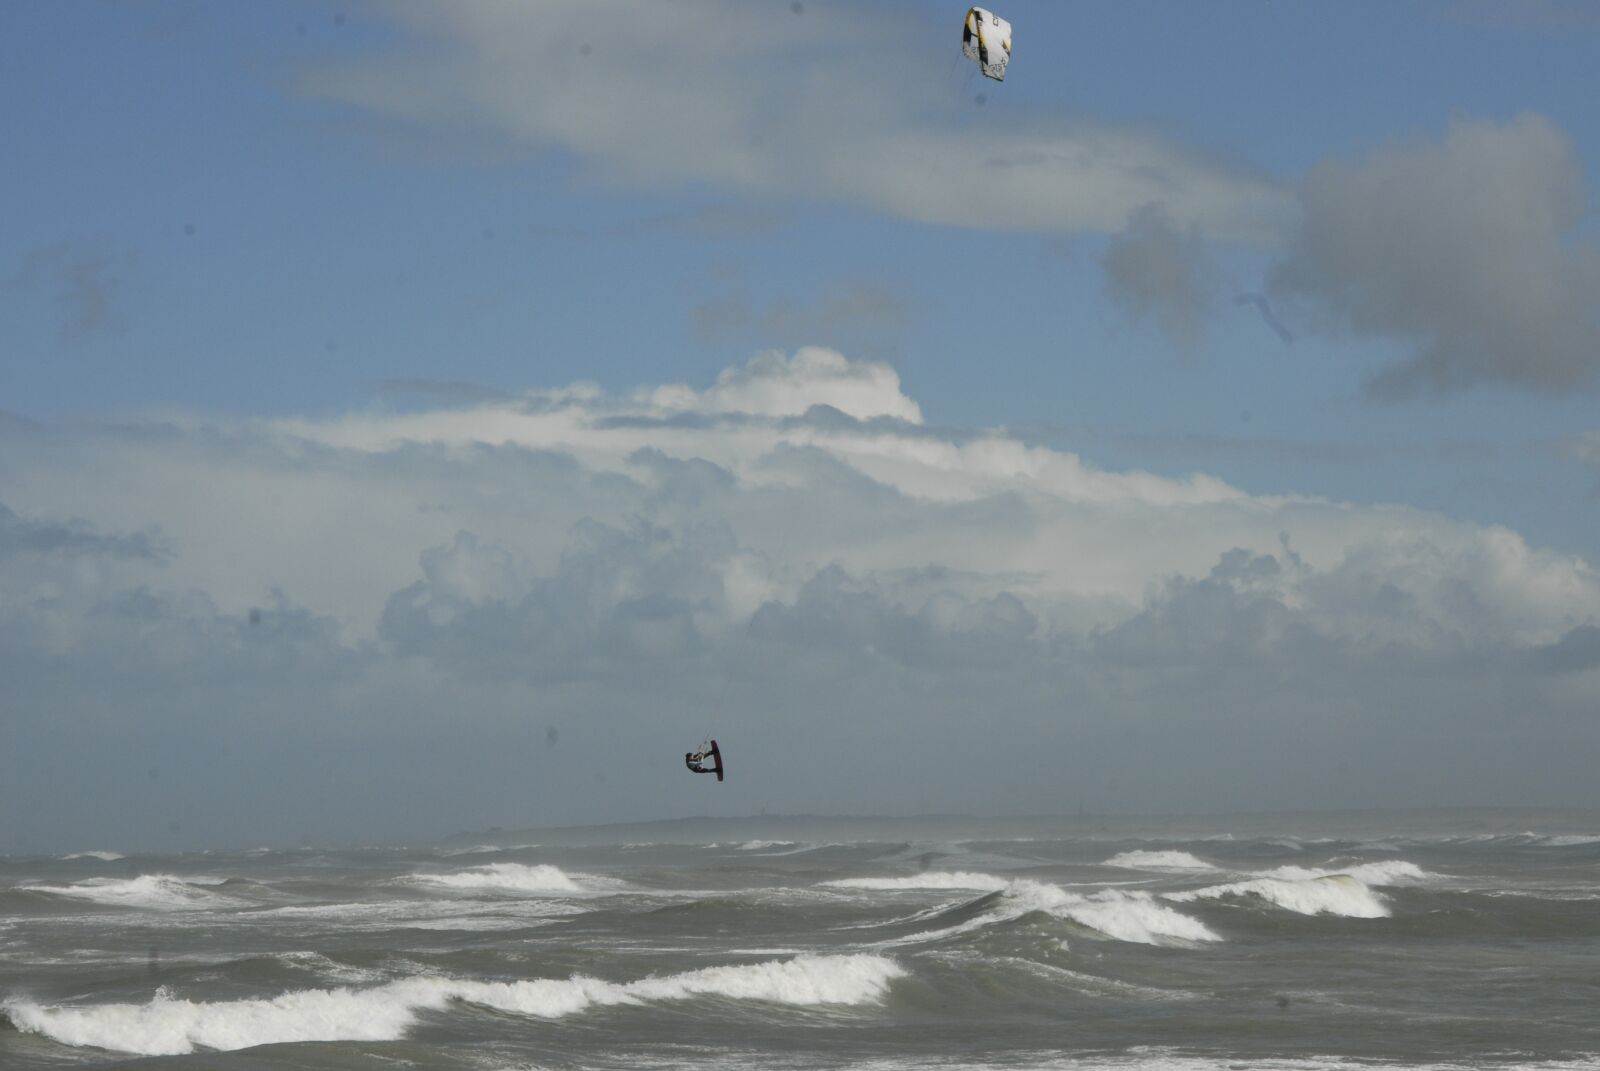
[440,806,1600,848]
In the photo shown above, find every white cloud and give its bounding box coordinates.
[297,0,1291,245]
[650,346,922,423]
[5,348,1600,845]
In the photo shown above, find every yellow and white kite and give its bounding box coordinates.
[962,7,1012,82]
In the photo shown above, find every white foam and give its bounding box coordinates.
[61,851,125,862]
[409,863,602,896]
[872,878,1219,947]
[823,871,1012,892]
[1103,850,1216,871]
[20,875,240,911]
[3,954,904,1056]
[1168,874,1390,918]
[736,840,799,850]
[275,952,388,985]
[1004,882,1221,945]
[1538,834,1600,847]
[1254,860,1430,885]
[258,897,585,930]
[439,843,542,857]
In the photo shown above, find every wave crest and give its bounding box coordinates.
[409,863,593,895]
[2,954,904,1056]
[19,875,236,911]
[1104,850,1216,871]
[824,872,1012,892]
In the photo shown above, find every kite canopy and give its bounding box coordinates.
[962,7,1012,82]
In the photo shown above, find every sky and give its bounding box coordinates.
[2,0,1599,853]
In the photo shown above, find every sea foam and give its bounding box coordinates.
[409,863,592,895]
[1162,859,1429,917]
[19,875,237,911]
[2,954,905,1056]
[1167,874,1390,918]
[823,872,1012,892]
[1004,882,1221,945]
[869,876,1219,947]
[1253,861,1430,885]
[1103,850,1216,871]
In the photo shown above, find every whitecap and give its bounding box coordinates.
[19,875,241,911]
[2,954,905,1056]
[1253,860,1430,885]
[872,878,1219,947]
[822,871,1011,892]
[1167,874,1390,918]
[408,863,621,896]
[1103,850,1216,871]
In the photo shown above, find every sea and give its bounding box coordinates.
[3,810,1599,1070]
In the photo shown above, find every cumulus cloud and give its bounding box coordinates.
[1269,114,1600,396]
[296,0,1291,244]
[4,348,1599,847]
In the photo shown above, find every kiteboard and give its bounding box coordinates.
[685,739,724,782]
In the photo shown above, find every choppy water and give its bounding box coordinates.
[4,814,1599,1070]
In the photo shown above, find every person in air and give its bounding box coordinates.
[685,739,724,781]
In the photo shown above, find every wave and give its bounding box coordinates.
[259,897,585,931]
[823,871,1012,892]
[1103,850,1216,871]
[408,863,610,896]
[1163,860,1428,919]
[60,850,125,862]
[1253,860,1431,885]
[1167,874,1389,918]
[2,954,904,1056]
[273,952,388,985]
[438,842,543,857]
[1009,883,1220,945]
[18,875,240,911]
[872,878,1219,947]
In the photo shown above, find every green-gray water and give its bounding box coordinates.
[4,812,1598,1069]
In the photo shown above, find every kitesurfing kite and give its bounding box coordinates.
[962,7,1012,82]
[685,739,724,782]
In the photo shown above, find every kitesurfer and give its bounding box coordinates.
[685,739,724,782]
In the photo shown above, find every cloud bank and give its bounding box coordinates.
[298,0,1291,244]
[3,349,1598,850]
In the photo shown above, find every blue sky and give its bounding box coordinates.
[3,2,1598,849]
[6,2,1598,547]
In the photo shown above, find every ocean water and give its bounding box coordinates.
[3,812,1599,1070]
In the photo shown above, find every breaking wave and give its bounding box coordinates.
[2,954,905,1056]
[868,877,1220,947]
[408,863,607,896]
[60,851,125,862]
[823,872,1012,892]
[1254,861,1430,885]
[1167,875,1388,918]
[1007,882,1221,945]
[1103,850,1216,871]
[1165,860,1429,918]
[18,875,238,911]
